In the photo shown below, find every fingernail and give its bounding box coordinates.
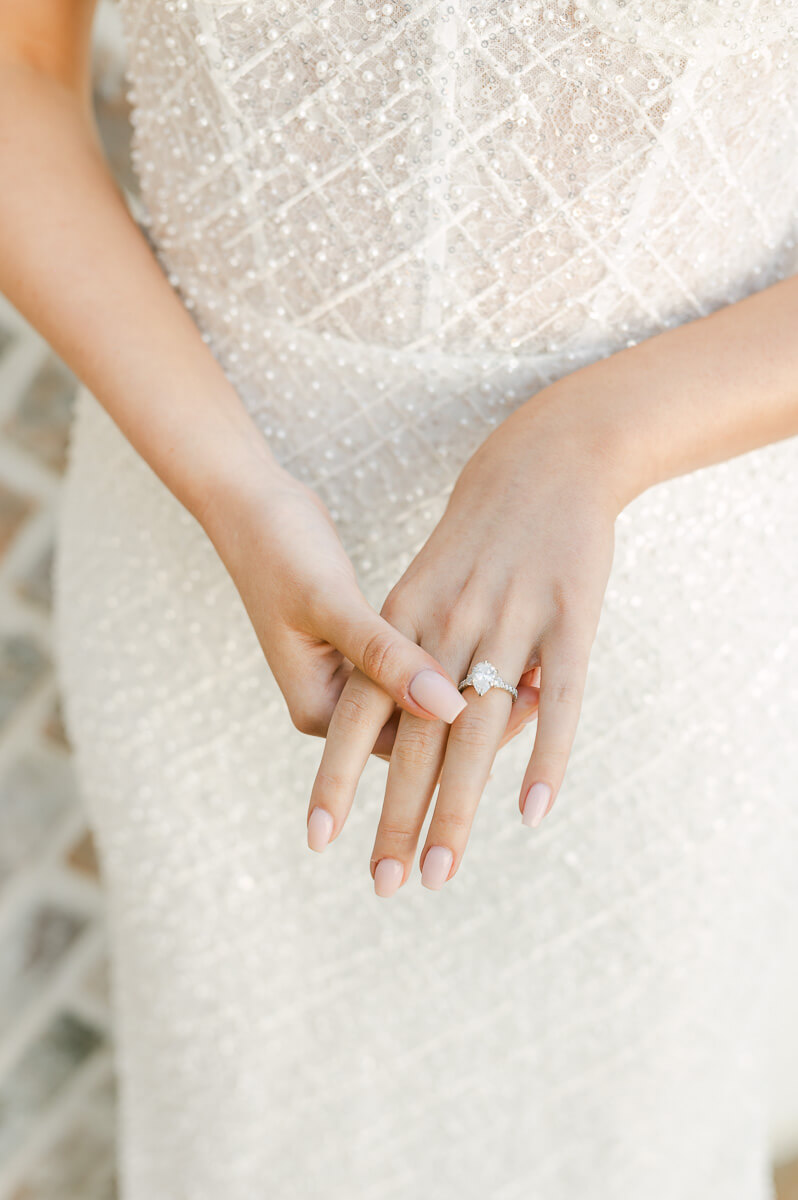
[421,845,454,890]
[374,857,404,898]
[307,806,334,852]
[521,783,552,829]
[408,669,467,723]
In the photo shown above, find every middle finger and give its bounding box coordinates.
[368,697,453,896]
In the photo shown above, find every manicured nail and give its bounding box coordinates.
[307,806,334,852]
[408,669,467,723]
[421,845,453,890]
[521,782,552,829]
[374,858,404,898]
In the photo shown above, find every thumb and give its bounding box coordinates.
[324,598,468,724]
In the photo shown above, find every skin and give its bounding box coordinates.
[2,1,798,895]
[0,0,541,757]
[319,287,798,889]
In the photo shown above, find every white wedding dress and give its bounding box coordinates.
[52,1,798,1197]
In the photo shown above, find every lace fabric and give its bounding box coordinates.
[113,0,798,586]
[120,0,798,356]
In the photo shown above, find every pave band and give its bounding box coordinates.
[457,660,518,703]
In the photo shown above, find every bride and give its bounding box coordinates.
[1,0,797,1196]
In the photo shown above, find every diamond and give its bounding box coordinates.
[470,660,499,695]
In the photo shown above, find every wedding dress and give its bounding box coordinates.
[52,1,798,1197]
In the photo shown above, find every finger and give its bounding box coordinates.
[419,680,537,791]
[372,708,401,760]
[517,620,591,829]
[369,697,454,896]
[275,640,399,759]
[519,664,541,690]
[496,683,539,750]
[307,668,396,852]
[323,593,468,725]
[266,632,354,739]
[420,644,531,890]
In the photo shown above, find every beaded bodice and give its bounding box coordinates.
[52,10,798,1191]
[116,0,798,584]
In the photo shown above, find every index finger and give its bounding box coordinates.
[307,667,396,851]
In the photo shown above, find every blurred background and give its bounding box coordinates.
[0,6,130,1197]
[0,4,795,1198]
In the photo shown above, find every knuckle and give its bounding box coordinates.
[377,822,418,847]
[449,714,495,753]
[549,677,584,708]
[432,809,471,835]
[333,689,374,731]
[535,744,571,772]
[313,768,349,801]
[391,723,442,768]
[361,628,400,682]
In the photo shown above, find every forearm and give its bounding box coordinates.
[0,56,281,527]
[549,271,798,507]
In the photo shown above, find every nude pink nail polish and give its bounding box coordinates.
[521,783,552,829]
[408,669,467,723]
[374,858,404,898]
[421,845,453,890]
[307,806,334,852]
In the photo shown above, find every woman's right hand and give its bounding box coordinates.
[198,451,474,762]
[0,2,530,810]
[0,4,469,763]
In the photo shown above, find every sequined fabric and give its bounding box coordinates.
[53,1,798,1197]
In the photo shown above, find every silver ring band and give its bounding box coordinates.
[457,659,518,702]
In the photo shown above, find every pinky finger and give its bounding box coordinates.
[495,684,540,751]
[517,625,591,829]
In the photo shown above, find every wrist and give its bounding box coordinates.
[179,403,293,547]
[522,371,653,516]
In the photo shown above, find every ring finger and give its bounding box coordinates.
[418,638,532,891]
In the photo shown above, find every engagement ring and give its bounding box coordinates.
[457,660,518,702]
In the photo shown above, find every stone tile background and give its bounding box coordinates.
[0,7,128,1197]
[0,5,795,1199]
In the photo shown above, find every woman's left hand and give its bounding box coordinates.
[308,374,636,895]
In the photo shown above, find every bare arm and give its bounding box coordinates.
[315,251,798,889]
[0,0,280,525]
[550,269,798,509]
[0,0,471,751]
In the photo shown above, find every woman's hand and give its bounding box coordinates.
[309,379,634,893]
[198,449,480,776]
[0,17,475,772]
[308,260,798,896]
